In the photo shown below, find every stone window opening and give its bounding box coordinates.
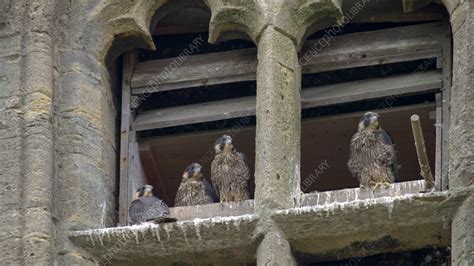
[296,17,452,201]
[118,5,258,226]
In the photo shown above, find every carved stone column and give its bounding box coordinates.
[255,25,301,213]
[254,24,301,265]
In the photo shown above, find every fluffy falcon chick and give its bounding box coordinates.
[211,135,250,202]
[175,163,218,207]
[347,112,399,190]
[128,185,176,225]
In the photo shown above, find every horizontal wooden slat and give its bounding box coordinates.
[343,0,443,23]
[132,70,442,131]
[132,22,443,94]
[133,97,255,131]
[299,22,443,69]
[300,70,442,109]
[132,49,257,94]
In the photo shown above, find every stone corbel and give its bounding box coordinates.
[205,0,265,44]
[290,0,343,48]
[81,0,168,63]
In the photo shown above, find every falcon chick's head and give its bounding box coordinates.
[182,163,203,180]
[134,184,154,199]
[214,134,234,154]
[358,111,381,131]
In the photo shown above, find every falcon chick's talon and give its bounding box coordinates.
[369,181,380,191]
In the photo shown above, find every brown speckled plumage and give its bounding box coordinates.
[175,163,218,206]
[347,112,398,188]
[211,135,250,202]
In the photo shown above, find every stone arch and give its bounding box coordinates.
[205,0,263,44]
[291,0,344,49]
[79,0,165,64]
[294,0,458,49]
[78,0,264,64]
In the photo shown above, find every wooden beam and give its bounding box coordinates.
[133,96,255,131]
[349,4,443,23]
[132,70,442,131]
[299,22,443,74]
[441,21,452,191]
[119,50,138,226]
[132,48,257,94]
[301,71,441,109]
[402,0,433,13]
[411,114,435,190]
[132,22,444,94]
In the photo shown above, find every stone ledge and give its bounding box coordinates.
[69,214,259,265]
[275,184,472,262]
[170,199,254,221]
[301,180,429,206]
[69,182,471,264]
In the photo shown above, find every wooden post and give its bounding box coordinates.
[441,20,452,190]
[410,114,435,190]
[119,50,138,225]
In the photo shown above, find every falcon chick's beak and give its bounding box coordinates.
[215,134,234,154]
[369,113,380,129]
[183,163,203,180]
[143,185,154,197]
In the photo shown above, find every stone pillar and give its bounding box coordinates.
[54,49,117,265]
[255,25,301,264]
[0,1,28,264]
[449,2,474,265]
[21,1,56,264]
[255,26,301,212]
[257,226,297,266]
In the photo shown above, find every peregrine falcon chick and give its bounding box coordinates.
[128,185,177,225]
[211,135,250,202]
[347,112,399,190]
[175,163,218,207]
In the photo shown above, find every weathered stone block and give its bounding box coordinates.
[452,196,474,265]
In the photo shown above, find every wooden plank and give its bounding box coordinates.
[299,22,443,73]
[119,50,138,226]
[132,49,257,94]
[133,96,255,131]
[402,0,433,13]
[441,21,452,191]
[349,5,443,23]
[300,70,441,109]
[132,70,442,131]
[138,143,171,204]
[132,22,444,94]
[302,49,441,74]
